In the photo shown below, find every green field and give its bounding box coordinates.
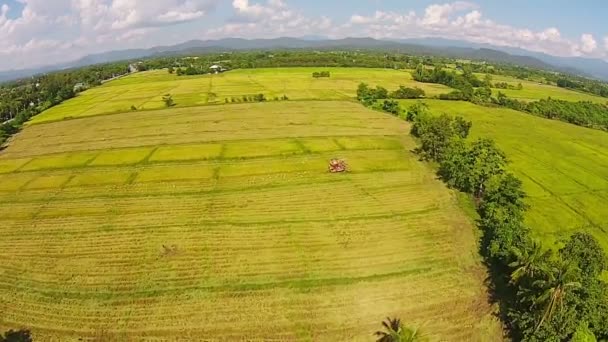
[474,73,608,103]
[399,100,608,256]
[29,68,453,124]
[0,96,501,339]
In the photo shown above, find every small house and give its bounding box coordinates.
[209,65,226,74]
[73,82,87,92]
[129,62,143,73]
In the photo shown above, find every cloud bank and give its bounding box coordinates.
[0,0,606,71]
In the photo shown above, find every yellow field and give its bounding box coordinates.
[29,68,453,124]
[0,99,501,340]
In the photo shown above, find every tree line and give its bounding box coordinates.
[557,77,608,98]
[403,101,608,341]
[494,93,608,131]
[224,94,289,103]
[357,83,425,104]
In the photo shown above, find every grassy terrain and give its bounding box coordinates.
[29,68,453,124]
[0,99,501,340]
[474,73,608,103]
[399,100,608,256]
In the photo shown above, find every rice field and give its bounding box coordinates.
[398,100,608,260]
[0,100,501,340]
[29,68,453,124]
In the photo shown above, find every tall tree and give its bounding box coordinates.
[559,232,606,279]
[509,241,551,284]
[374,318,425,342]
[532,259,582,332]
[466,138,507,198]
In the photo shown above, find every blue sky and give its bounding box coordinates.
[0,0,607,71]
[292,0,607,38]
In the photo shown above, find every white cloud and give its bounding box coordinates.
[342,4,603,59]
[350,11,416,26]
[581,33,597,53]
[207,0,333,38]
[422,1,475,25]
[580,33,597,53]
[0,0,220,70]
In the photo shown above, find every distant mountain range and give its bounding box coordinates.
[1,37,608,82]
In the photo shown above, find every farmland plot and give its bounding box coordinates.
[0,100,501,340]
[28,68,453,124]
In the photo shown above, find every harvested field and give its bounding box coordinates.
[0,100,501,340]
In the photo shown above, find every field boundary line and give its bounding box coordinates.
[28,174,76,220]
[140,146,160,165]
[3,145,404,174]
[0,265,435,300]
[0,169,423,205]
[9,133,401,158]
[292,139,311,154]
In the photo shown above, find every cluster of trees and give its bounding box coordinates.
[173,66,208,76]
[390,86,425,99]
[356,83,426,107]
[494,93,608,130]
[404,102,608,340]
[413,64,484,101]
[312,71,330,78]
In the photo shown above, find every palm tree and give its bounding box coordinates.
[374,317,424,342]
[509,241,552,284]
[532,259,581,332]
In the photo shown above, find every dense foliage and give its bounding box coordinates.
[312,71,331,78]
[225,93,284,103]
[413,64,483,101]
[390,86,425,99]
[557,77,608,98]
[402,102,608,341]
[175,66,209,76]
[143,50,432,72]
